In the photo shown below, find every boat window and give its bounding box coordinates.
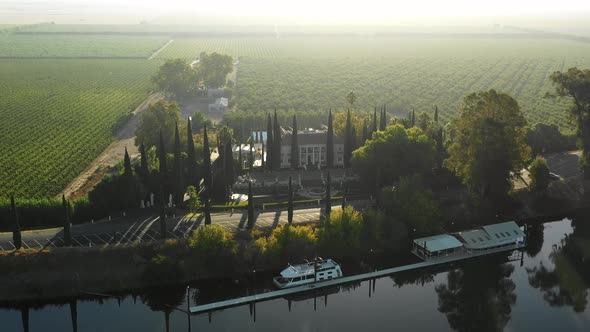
[495,234,500,239]
[471,239,477,243]
[478,237,484,242]
[500,233,505,237]
[513,230,519,235]
[505,232,511,237]
[485,236,491,241]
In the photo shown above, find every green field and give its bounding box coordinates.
[0,59,159,197]
[3,28,590,198]
[156,36,590,128]
[0,35,169,58]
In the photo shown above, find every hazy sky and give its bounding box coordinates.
[2,0,590,26]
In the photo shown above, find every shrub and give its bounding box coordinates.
[189,224,237,263]
[529,156,550,195]
[254,225,316,264]
[317,206,364,257]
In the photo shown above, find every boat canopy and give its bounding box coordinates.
[279,259,338,279]
[413,234,463,253]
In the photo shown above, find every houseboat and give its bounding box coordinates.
[272,258,343,289]
[411,221,526,261]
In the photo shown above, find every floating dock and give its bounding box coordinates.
[189,243,525,314]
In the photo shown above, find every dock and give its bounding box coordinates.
[189,243,525,314]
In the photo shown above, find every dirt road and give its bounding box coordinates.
[57,93,163,199]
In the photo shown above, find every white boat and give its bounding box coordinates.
[272,258,343,289]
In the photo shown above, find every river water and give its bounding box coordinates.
[2,217,590,331]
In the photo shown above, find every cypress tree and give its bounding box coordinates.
[187,117,198,188]
[204,197,211,225]
[62,194,71,246]
[261,142,265,169]
[139,143,149,176]
[291,115,299,169]
[288,176,293,224]
[202,125,212,197]
[224,141,234,199]
[10,195,21,250]
[123,146,132,177]
[247,181,255,228]
[411,109,416,127]
[372,107,378,133]
[351,125,357,152]
[238,139,243,173]
[362,118,369,144]
[273,109,282,169]
[327,109,334,168]
[344,109,352,168]
[158,130,167,177]
[249,139,254,169]
[325,171,331,221]
[173,122,183,204]
[434,105,439,123]
[159,187,167,239]
[379,105,387,131]
[266,114,273,170]
[436,127,444,170]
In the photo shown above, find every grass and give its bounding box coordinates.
[0,59,160,197]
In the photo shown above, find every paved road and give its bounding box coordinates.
[0,205,347,250]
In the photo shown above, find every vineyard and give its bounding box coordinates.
[3,28,590,198]
[0,59,160,197]
[0,35,169,58]
[154,36,590,129]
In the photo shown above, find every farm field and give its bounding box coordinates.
[156,36,590,128]
[0,35,169,58]
[0,59,160,197]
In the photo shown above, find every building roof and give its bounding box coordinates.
[455,229,495,249]
[413,234,464,252]
[482,221,525,246]
[282,131,344,146]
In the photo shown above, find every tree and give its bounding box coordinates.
[151,59,198,98]
[550,68,590,178]
[417,112,432,133]
[371,107,378,134]
[10,195,21,250]
[173,122,184,205]
[266,114,274,170]
[247,181,255,228]
[361,118,369,144]
[190,111,212,134]
[434,106,439,123]
[346,90,357,109]
[204,196,211,225]
[445,90,530,201]
[529,156,550,195]
[291,115,299,169]
[62,194,71,246]
[158,130,168,177]
[202,124,212,197]
[198,52,233,88]
[273,109,282,169]
[411,109,416,127]
[325,171,332,221]
[139,143,149,176]
[288,176,294,225]
[186,117,198,188]
[123,147,132,177]
[327,110,334,168]
[135,99,181,150]
[249,139,254,169]
[352,124,435,187]
[344,109,353,168]
[379,106,387,131]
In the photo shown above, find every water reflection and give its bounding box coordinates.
[527,218,590,312]
[525,223,544,258]
[435,260,517,332]
[140,286,186,332]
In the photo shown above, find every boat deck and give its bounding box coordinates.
[189,243,525,314]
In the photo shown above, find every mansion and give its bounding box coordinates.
[280,128,344,168]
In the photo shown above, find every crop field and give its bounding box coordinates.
[0,59,160,197]
[0,35,169,58]
[155,36,590,128]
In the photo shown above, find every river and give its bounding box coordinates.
[2,217,590,331]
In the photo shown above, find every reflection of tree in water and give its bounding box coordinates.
[141,286,186,332]
[391,269,435,287]
[526,220,590,312]
[435,261,516,332]
[525,224,544,258]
